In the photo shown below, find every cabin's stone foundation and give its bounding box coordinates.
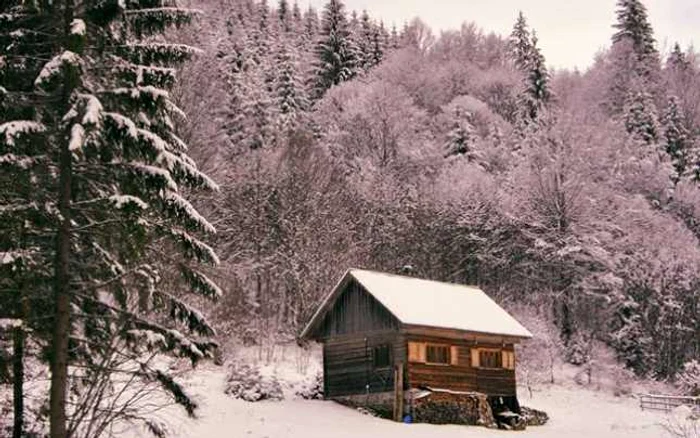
[331,391,396,419]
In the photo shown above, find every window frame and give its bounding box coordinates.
[473,347,504,370]
[372,344,392,369]
[425,343,451,366]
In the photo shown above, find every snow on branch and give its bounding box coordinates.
[0,153,39,169]
[116,43,201,66]
[69,124,85,152]
[157,150,219,191]
[109,85,170,106]
[164,191,216,233]
[166,228,220,266]
[35,51,81,87]
[104,112,138,139]
[70,19,86,36]
[180,267,223,300]
[81,94,103,126]
[130,162,178,191]
[0,319,22,330]
[109,194,149,211]
[0,251,22,266]
[0,121,46,146]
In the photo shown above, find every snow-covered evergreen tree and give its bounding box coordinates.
[608,0,660,111]
[310,0,358,100]
[612,0,658,62]
[522,31,552,121]
[661,96,693,182]
[667,43,690,72]
[444,107,478,161]
[277,0,291,33]
[1,1,222,437]
[238,65,278,150]
[274,42,309,132]
[624,91,660,145]
[509,11,533,71]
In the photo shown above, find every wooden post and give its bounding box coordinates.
[393,362,404,422]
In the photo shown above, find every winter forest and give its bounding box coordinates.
[1,0,700,436]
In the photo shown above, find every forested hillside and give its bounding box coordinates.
[1,0,699,436]
[179,0,700,383]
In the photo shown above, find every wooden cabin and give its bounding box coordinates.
[300,269,532,421]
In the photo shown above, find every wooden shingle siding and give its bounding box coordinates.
[318,281,399,338]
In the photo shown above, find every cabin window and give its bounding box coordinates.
[471,348,515,370]
[373,344,392,368]
[426,344,450,365]
[478,349,502,368]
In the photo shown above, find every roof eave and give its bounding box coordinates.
[401,323,533,342]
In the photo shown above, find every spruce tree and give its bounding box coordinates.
[1,1,222,437]
[274,42,309,132]
[509,11,533,71]
[624,91,660,145]
[278,0,290,33]
[522,31,552,121]
[609,0,660,105]
[612,0,657,61]
[667,43,689,72]
[444,107,478,160]
[661,96,692,182]
[311,0,358,100]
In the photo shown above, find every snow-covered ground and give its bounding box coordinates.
[152,364,673,438]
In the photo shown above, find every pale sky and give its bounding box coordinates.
[301,0,699,71]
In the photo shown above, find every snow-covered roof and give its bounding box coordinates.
[301,269,532,340]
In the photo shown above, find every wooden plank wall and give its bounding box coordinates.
[323,332,406,398]
[317,280,399,338]
[405,334,516,396]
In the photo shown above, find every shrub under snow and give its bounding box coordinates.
[224,362,283,402]
[295,371,323,400]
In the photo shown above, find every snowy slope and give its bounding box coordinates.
[146,365,670,438]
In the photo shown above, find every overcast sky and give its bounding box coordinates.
[301,0,699,71]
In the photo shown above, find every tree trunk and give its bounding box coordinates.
[50,3,76,436]
[50,129,73,438]
[12,325,25,438]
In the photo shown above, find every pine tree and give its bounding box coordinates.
[291,1,302,30]
[238,65,278,151]
[444,107,478,160]
[508,13,550,123]
[278,0,290,33]
[311,0,358,100]
[612,0,657,60]
[390,24,400,50]
[1,1,222,437]
[667,43,690,72]
[624,91,660,145]
[274,42,309,132]
[303,5,319,40]
[355,10,373,71]
[509,11,533,71]
[368,22,387,69]
[522,31,552,121]
[609,0,660,105]
[661,96,692,182]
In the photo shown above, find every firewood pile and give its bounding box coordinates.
[411,389,497,428]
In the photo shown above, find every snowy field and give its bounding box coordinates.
[150,364,672,438]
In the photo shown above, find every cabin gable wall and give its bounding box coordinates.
[317,280,399,338]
